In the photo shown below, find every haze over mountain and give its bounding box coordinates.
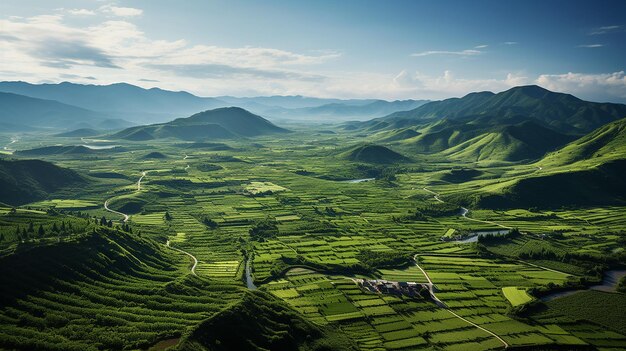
[0,81,427,124]
[0,92,131,131]
[111,107,288,141]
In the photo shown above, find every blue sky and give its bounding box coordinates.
[1,0,625,101]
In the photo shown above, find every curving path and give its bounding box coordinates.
[137,171,147,190]
[104,199,130,223]
[414,255,509,349]
[166,240,198,276]
[103,170,199,275]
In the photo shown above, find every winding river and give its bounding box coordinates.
[541,269,626,302]
[245,258,257,290]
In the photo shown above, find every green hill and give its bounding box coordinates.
[375,128,420,142]
[539,117,626,167]
[179,290,355,351]
[0,159,87,205]
[54,128,101,137]
[112,107,288,141]
[0,227,242,350]
[142,151,168,159]
[382,85,626,134]
[342,144,409,164]
[475,159,626,209]
[15,145,94,156]
[442,121,575,162]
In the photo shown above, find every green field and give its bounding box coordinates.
[502,287,533,306]
[1,85,626,350]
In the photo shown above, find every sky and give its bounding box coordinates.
[1,0,625,102]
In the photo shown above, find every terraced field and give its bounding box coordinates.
[1,127,625,350]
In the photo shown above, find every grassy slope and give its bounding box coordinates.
[0,159,87,206]
[113,107,288,141]
[341,144,409,164]
[531,290,626,334]
[0,227,242,351]
[178,290,356,351]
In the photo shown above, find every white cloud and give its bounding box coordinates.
[411,49,482,57]
[389,70,529,99]
[0,14,340,97]
[590,25,623,35]
[68,9,95,16]
[535,71,626,102]
[0,14,624,102]
[577,44,604,48]
[99,5,143,17]
[474,44,488,49]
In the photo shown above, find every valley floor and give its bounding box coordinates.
[0,129,625,350]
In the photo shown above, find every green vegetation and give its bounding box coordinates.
[502,287,533,306]
[2,85,626,350]
[112,107,288,141]
[342,144,409,164]
[0,159,87,205]
[179,290,356,351]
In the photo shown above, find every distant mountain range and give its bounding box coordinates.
[0,81,428,128]
[0,92,132,131]
[361,85,626,134]
[111,107,288,141]
[349,85,626,163]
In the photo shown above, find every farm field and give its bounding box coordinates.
[1,126,625,350]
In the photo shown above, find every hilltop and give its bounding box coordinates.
[179,290,356,351]
[342,144,409,164]
[112,107,288,141]
[54,128,102,137]
[0,159,87,205]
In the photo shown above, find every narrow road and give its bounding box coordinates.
[103,170,147,222]
[414,255,509,349]
[166,240,198,276]
[422,187,445,203]
[104,199,130,223]
[137,171,147,190]
[460,207,512,229]
[423,187,511,229]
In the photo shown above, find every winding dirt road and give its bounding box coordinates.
[104,199,130,223]
[166,240,198,276]
[103,170,199,275]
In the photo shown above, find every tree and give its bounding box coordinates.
[38,225,45,237]
[164,211,173,221]
[27,222,34,233]
[100,216,107,226]
[52,223,59,232]
[203,217,218,229]
[249,219,279,242]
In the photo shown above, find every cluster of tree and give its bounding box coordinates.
[4,220,89,243]
[394,203,461,222]
[249,219,279,242]
[477,228,521,244]
[314,206,338,217]
[356,249,413,270]
[202,217,218,229]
